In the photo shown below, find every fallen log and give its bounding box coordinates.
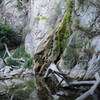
[69,81,96,86]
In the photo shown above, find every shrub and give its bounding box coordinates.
[17,0,23,9]
[24,57,33,69]
[0,24,17,45]
[0,23,18,58]
[13,44,30,60]
[13,44,34,69]
[6,57,21,66]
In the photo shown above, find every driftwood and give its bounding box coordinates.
[3,43,25,65]
[44,65,100,100]
[3,43,11,57]
[69,81,96,86]
[75,72,100,100]
[44,68,99,87]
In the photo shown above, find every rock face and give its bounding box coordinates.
[33,0,100,80]
[1,0,100,80]
[25,0,66,55]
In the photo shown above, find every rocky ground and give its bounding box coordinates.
[0,58,35,100]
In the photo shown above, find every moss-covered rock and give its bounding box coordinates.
[34,0,74,75]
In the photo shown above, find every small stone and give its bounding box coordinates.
[4,80,13,87]
[4,66,11,74]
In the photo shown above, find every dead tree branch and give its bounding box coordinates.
[3,43,11,57]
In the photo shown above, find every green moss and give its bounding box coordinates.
[75,32,83,48]
[0,23,18,58]
[35,17,40,22]
[63,32,91,68]
[41,16,47,20]
[83,37,91,46]
[52,0,73,56]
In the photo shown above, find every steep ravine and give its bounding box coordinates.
[33,0,100,100]
[0,0,100,100]
[34,0,100,79]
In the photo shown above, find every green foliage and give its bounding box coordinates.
[0,23,18,58]
[13,44,30,60]
[53,0,73,55]
[24,57,33,69]
[13,44,34,69]
[17,0,23,9]
[6,57,21,66]
[0,24,17,45]
[41,16,47,20]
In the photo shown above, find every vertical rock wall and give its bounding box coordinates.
[25,0,66,55]
[34,0,100,80]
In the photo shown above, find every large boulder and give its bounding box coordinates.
[25,0,66,55]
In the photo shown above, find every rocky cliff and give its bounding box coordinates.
[1,0,100,80]
[33,0,100,80]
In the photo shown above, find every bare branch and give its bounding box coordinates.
[3,43,11,57]
[75,72,100,100]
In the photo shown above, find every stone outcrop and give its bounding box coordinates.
[25,0,66,55]
[33,0,100,80]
